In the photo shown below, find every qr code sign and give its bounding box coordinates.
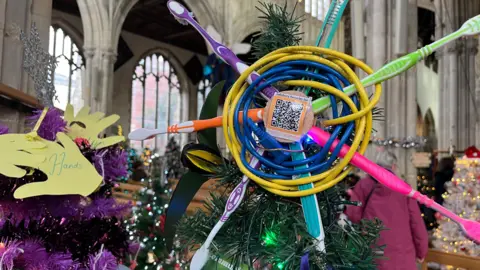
[270,99,304,132]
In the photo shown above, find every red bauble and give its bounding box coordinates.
[174,263,181,270]
[159,214,166,233]
[434,212,443,220]
[146,206,152,211]
[74,137,91,149]
[465,146,480,158]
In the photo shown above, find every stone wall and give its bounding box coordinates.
[0,0,52,132]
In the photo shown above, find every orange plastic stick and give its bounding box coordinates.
[166,108,264,133]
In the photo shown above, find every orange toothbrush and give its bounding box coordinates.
[128,108,264,141]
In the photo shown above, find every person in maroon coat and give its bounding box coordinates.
[345,150,428,270]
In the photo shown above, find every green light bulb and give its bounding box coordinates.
[262,230,278,246]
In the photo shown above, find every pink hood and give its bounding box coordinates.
[345,176,428,270]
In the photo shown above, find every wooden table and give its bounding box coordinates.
[421,249,479,270]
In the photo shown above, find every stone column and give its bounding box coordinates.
[456,0,479,149]
[76,0,138,114]
[404,0,418,187]
[436,0,479,151]
[435,0,456,151]
[368,0,387,139]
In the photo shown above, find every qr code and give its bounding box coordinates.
[270,99,304,132]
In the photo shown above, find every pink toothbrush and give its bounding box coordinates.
[308,127,480,243]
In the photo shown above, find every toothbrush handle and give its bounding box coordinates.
[290,142,325,251]
[311,24,472,114]
[312,51,422,114]
[167,1,278,99]
[168,108,264,133]
[203,153,263,247]
[308,127,463,223]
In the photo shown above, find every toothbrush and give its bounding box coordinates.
[128,108,264,141]
[286,0,350,252]
[167,0,278,100]
[190,152,263,270]
[303,0,349,94]
[308,126,480,243]
[289,142,325,252]
[310,14,480,114]
[317,0,349,48]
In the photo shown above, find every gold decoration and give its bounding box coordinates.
[147,251,158,263]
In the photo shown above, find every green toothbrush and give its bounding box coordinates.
[311,14,480,114]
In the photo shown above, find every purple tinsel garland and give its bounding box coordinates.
[0,107,130,220]
[17,241,81,270]
[0,196,130,221]
[93,147,128,184]
[0,125,8,135]
[87,249,117,270]
[0,108,132,268]
[27,108,66,141]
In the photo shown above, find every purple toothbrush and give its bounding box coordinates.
[167,0,278,100]
[190,152,263,270]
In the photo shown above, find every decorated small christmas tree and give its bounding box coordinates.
[127,154,186,270]
[164,137,184,179]
[432,148,480,256]
[0,105,133,269]
[0,23,134,269]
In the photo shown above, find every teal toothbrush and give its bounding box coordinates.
[288,0,349,252]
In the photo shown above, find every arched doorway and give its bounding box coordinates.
[416,104,424,136]
[423,108,438,151]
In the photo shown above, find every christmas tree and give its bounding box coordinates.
[164,137,184,179]
[417,167,438,230]
[161,3,384,269]
[0,105,133,269]
[432,151,480,257]
[127,154,186,269]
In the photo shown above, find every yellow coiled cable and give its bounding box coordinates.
[222,46,382,197]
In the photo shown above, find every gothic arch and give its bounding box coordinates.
[416,104,424,136]
[423,108,438,150]
[131,47,190,90]
[232,18,263,45]
[129,47,190,149]
[183,0,219,29]
[417,0,435,12]
[50,16,84,50]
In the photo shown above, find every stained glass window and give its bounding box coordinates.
[197,78,212,117]
[131,53,182,154]
[48,25,84,111]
